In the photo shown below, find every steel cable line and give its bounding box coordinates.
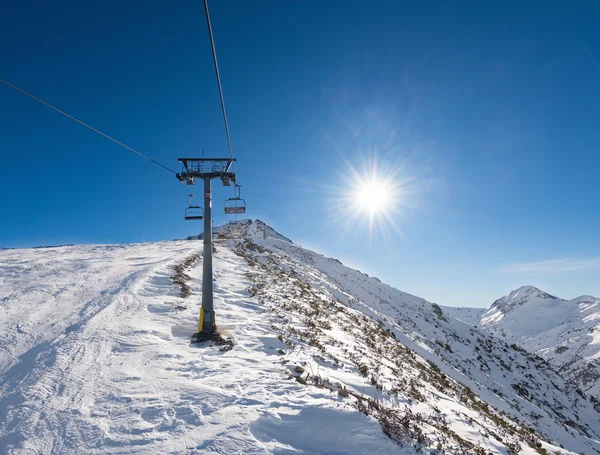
[0,77,179,175]
[203,0,234,162]
[203,0,241,206]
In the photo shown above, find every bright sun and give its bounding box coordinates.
[355,180,390,214]
[327,152,418,241]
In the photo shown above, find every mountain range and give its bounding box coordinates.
[444,285,600,399]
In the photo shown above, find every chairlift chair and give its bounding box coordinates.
[185,206,204,220]
[184,193,204,220]
[224,184,246,215]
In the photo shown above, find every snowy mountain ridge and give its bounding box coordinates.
[221,221,600,452]
[1,221,599,454]
[444,285,600,400]
[487,286,558,317]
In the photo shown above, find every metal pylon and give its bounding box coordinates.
[176,157,236,338]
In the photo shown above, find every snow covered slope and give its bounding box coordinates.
[0,241,401,454]
[445,286,600,400]
[1,224,599,454]
[226,220,600,453]
[440,306,485,326]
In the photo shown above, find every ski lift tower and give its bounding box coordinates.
[177,157,236,341]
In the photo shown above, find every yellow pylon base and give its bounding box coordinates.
[198,307,217,333]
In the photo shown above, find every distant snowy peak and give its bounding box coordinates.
[442,286,563,327]
[470,286,600,397]
[487,285,558,315]
[481,286,566,330]
[572,294,600,307]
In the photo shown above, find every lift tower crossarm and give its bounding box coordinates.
[176,158,236,183]
[178,157,235,162]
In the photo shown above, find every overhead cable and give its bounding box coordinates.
[203,0,234,161]
[0,77,178,174]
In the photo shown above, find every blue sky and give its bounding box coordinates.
[2,1,600,307]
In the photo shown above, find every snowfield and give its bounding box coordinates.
[1,221,599,454]
[0,241,398,454]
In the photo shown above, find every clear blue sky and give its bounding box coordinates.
[2,1,600,307]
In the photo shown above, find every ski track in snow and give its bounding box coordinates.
[0,241,398,455]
